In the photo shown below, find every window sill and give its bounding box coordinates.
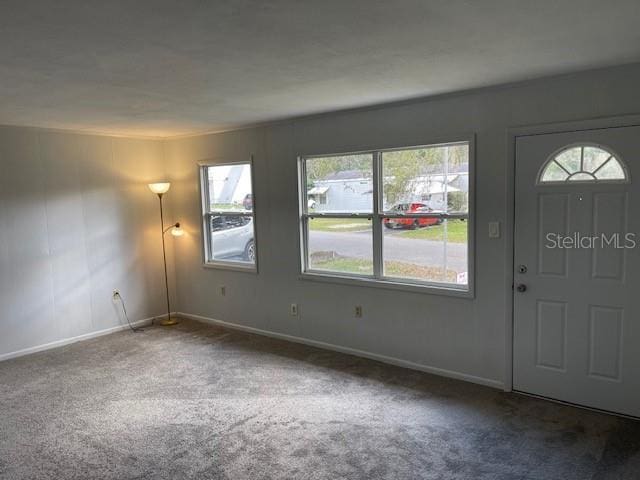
[299,271,474,298]
[202,261,257,274]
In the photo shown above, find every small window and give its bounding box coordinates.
[299,142,471,292]
[539,145,628,184]
[200,162,256,270]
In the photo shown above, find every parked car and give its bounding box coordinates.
[383,203,442,229]
[210,215,255,262]
[242,193,253,210]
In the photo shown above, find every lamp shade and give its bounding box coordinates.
[171,225,184,237]
[148,182,171,194]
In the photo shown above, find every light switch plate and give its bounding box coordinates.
[488,221,501,239]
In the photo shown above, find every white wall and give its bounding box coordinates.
[164,63,640,388]
[4,65,637,382]
[0,126,174,358]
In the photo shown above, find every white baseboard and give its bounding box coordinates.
[0,316,157,362]
[178,312,504,390]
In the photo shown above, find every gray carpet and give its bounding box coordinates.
[1,319,639,480]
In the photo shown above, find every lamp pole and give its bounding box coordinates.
[157,192,178,326]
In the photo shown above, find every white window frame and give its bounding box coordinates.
[199,159,258,273]
[297,139,474,297]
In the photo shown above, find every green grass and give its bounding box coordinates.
[210,203,247,211]
[311,257,373,275]
[307,218,467,242]
[397,219,467,243]
[310,255,456,282]
[309,218,371,232]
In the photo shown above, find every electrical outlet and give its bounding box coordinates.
[290,303,298,316]
[220,286,226,296]
[112,289,120,299]
[355,305,363,318]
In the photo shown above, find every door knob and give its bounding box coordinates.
[516,283,527,292]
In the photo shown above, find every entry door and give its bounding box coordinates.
[513,125,640,417]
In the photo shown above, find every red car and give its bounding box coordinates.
[383,203,442,229]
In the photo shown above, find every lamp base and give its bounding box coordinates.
[158,316,179,326]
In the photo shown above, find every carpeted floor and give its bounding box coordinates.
[1,319,639,480]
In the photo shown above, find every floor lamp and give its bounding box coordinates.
[148,182,183,326]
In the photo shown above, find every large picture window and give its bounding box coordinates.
[299,142,471,292]
[200,162,256,270]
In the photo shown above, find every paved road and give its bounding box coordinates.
[309,229,467,272]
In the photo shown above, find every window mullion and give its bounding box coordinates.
[209,211,252,217]
[372,151,383,279]
[304,213,372,219]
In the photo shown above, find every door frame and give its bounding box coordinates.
[504,113,640,392]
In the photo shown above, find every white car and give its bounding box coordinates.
[210,216,255,262]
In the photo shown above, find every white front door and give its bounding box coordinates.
[513,125,640,417]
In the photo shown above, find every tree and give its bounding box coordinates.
[305,154,371,188]
[382,144,467,205]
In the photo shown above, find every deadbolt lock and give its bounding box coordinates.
[518,264,527,274]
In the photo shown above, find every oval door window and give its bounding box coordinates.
[538,144,628,184]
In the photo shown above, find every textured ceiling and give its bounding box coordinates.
[1,0,639,137]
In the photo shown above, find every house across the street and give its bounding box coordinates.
[308,170,373,212]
